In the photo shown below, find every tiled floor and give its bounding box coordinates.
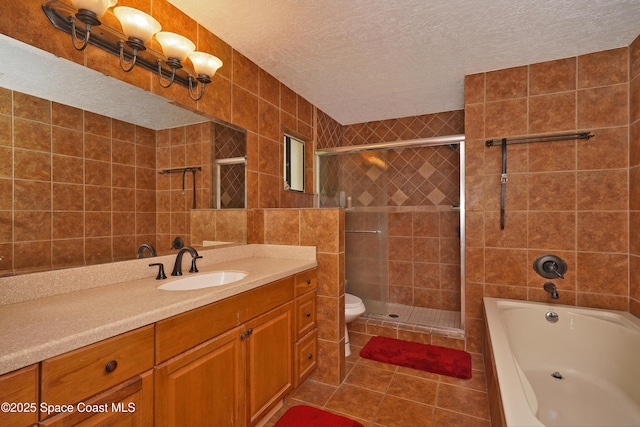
[365,303,461,330]
[264,336,491,427]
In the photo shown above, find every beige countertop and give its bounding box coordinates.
[0,244,317,376]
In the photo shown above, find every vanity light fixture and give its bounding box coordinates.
[42,0,223,101]
[113,6,161,72]
[68,0,117,50]
[155,31,195,88]
[187,51,223,101]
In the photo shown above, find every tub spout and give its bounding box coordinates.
[543,282,559,299]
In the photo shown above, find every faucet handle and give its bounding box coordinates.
[190,255,203,273]
[149,263,167,280]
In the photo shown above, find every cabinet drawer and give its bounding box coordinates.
[294,269,316,297]
[294,329,317,388]
[41,325,154,413]
[40,370,153,427]
[295,291,317,341]
[0,364,38,427]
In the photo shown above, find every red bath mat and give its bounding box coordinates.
[360,336,472,379]
[274,405,364,427]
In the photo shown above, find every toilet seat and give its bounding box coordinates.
[345,293,363,309]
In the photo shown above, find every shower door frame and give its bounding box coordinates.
[315,134,467,333]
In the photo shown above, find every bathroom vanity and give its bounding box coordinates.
[0,245,317,426]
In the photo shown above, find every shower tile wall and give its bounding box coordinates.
[318,110,464,311]
[212,122,246,209]
[464,45,635,354]
[0,88,157,276]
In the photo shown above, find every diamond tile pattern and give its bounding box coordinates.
[219,163,245,208]
[214,122,245,158]
[320,146,460,208]
[317,109,463,208]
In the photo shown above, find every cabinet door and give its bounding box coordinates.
[155,326,245,427]
[245,302,293,426]
[40,370,153,427]
[0,364,38,427]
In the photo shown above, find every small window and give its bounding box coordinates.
[284,134,305,192]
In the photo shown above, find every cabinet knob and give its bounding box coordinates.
[306,279,311,285]
[240,332,248,340]
[105,360,118,373]
[247,328,253,336]
[305,311,311,318]
[307,353,313,360]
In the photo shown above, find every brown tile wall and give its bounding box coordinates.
[388,209,461,311]
[0,88,157,276]
[464,46,632,355]
[1,0,316,211]
[630,34,640,318]
[155,122,211,253]
[249,208,346,386]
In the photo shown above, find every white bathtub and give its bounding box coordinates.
[483,297,640,427]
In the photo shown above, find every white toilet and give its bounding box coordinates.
[344,293,366,357]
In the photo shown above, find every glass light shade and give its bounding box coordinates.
[71,0,117,18]
[188,52,223,77]
[114,6,161,43]
[156,32,195,62]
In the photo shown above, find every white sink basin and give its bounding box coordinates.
[157,271,248,291]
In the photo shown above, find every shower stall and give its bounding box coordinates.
[316,135,465,332]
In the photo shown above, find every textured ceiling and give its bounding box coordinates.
[168,0,640,125]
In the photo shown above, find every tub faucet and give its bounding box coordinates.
[543,282,559,299]
[171,246,202,276]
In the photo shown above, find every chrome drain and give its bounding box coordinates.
[551,371,564,379]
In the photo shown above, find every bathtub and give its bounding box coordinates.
[483,297,640,427]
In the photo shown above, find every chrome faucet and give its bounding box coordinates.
[136,243,157,258]
[543,282,559,299]
[171,246,202,276]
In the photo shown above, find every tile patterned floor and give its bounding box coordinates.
[264,336,491,427]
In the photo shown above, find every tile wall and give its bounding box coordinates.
[249,208,346,385]
[464,44,635,355]
[155,122,211,254]
[0,89,158,275]
[630,35,640,317]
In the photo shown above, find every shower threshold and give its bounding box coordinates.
[363,303,461,331]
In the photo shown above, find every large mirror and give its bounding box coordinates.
[0,34,247,276]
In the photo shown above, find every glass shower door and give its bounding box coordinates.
[318,150,389,316]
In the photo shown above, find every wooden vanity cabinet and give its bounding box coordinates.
[1,268,317,427]
[0,364,38,427]
[293,270,318,387]
[154,275,299,427]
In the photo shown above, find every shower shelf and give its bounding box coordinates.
[345,230,381,234]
